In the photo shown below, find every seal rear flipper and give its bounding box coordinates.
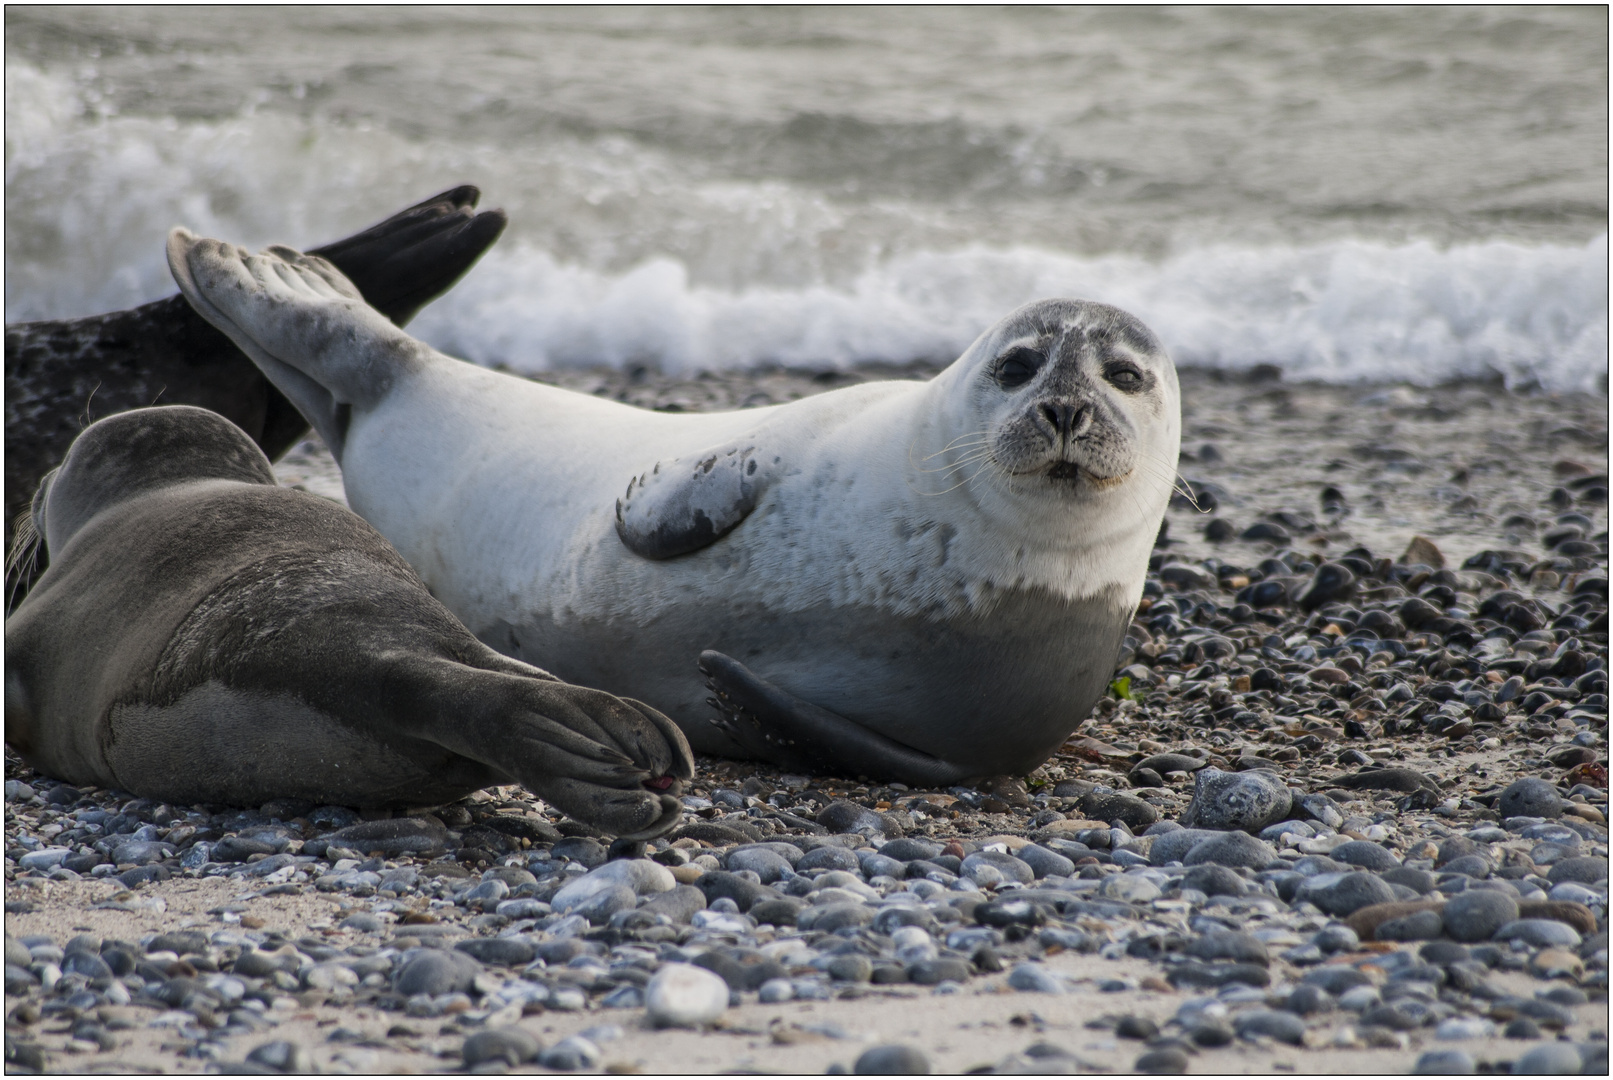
[615,441,782,559]
[308,185,507,328]
[699,650,971,787]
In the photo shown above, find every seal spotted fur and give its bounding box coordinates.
[5,187,505,610]
[167,231,1180,784]
[4,406,692,837]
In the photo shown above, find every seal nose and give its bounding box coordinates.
[1038,400,1092,442]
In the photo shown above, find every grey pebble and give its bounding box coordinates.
[538,1035,601,1071]
[1377,910,1445,941]
[394,949,481,996]
[1493,919,1581,948]
[245,1040,315,1073]
[1299,871,1398,916]
[854,1044,931,1075]
[1007,963,1064,993]
[463,1027,542,1067]
[1183,831,1277,869]
[960,850,1034,885]
[1511,1041,1587,1075]
[1180,864,1246,897]
[1547,856,1608,886]
[1411,1048,1475,1074]
[1330,840,1400,871]
[1443,890,1518,942]
[1233,1009,1306,1044]
[1186,931,1268,966]
[1134,1047,1189,1074]
[456,937,535,966]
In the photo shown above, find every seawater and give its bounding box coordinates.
[5,7,1607,390]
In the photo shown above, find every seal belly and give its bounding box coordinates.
[495,582,1134,776]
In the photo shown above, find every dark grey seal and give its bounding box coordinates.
[5,186,506,610]
[4,406,692,838]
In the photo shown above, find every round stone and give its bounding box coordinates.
[1546,856,1608,886]
[1148,829,1222,865]
[1180,768,1292,833]
[959,851,1034,885]
[1376,910,1445,942]
[1498,778,1564,820]
[1180,864,1246,897]
[538,1035,601,1071]
[1330,841,1400,871]
[1183,832,1277,869]
[828,955,873,983]
[456,937,536,966]
[1439,855,1493,879]
[644,963,729,1028]
[1412,1049,1475,1074]
[725,848,795,884]
[1298,871,1398,917]
[798,846,862,873]
[1014,844,1076,879]
[245,1041,314,1073]
[1098,874,1161,903]
[1007,964,1065,993]
[1442,890,1518,942]
[853,1044,931,1075]
[462,1027,541,1067]
[1134,1047,1189,1074]
[393,949,481,997]
[1492,919,1581,949]
[1512,1042,1587,1075]
[1233,1010,1305,1045]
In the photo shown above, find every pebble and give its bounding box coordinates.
[1442,890,1518,941]
[1299,872,1399,917]
[394,949,482,997]
[1493,919,1582,949]
[538,1035,601,1071]
[1412,1048,1476,1074]
[1182,831,1277,869]
[463,1027,542,1067]
[644,963,728,1028]
[853,1044,932,1075]
[1512,1041,1588,1075]
[1233,1009,1306,1045]
[1007,963,1065,993]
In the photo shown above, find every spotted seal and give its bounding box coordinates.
[5,187,505,609]
[166,231,1180,784]
[4,406,692,837]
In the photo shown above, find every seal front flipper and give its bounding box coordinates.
[615,443,781,559]
[698,651,971,787]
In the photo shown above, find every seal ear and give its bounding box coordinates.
[615,442,780,559]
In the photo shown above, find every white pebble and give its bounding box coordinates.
[644,963,729,1028]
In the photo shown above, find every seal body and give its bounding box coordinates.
[4,187,505,611]
[169,235,1181,783]
[4,406,691,837]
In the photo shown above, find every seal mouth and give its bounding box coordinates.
[1047,461,1082,482]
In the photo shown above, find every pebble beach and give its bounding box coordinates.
[5,364,1607,1075]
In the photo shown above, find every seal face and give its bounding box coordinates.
[168,235,1181,784]
[5,406,692,838]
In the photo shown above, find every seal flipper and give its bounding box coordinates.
[616,443,779,559]
[699,650,971,787]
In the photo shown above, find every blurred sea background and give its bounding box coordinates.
[5,6,1607,391]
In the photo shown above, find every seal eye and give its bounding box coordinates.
[994,347,1045,389]
[1105,362,1145,391]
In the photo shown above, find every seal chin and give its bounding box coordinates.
[1043,460,1132,489]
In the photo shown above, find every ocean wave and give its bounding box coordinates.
[412,236,1609,393]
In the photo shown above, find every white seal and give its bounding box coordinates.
[167,230,1180,784]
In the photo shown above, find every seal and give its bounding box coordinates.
[167,232,1181,785]
[4,405,693,838]
[5,187,506,610]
